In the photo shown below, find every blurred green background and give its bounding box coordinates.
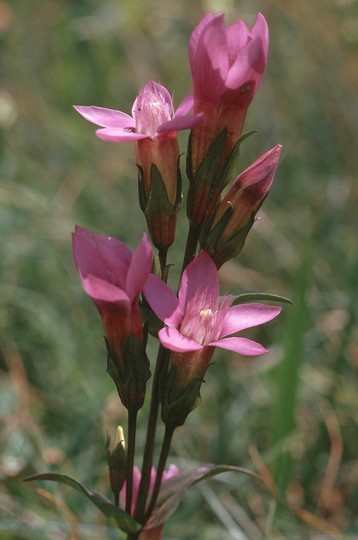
[1,0,357,538]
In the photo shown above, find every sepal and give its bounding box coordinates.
[200,212,255,268]
[106,335,151,410]
[23,473,141,534]
[186,129,256,229]
[186,129,227,227]
[138,164,181,250]
[159,363,202,428]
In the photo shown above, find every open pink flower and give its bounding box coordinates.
[74,80,201,143]
[75,81,202,248]
[72,226,152,408]
[144,250,280,355]
[188,12,269,172]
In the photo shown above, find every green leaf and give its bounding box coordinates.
[146,464,259,529]
[23,473,141,534]
[233,292,293,306]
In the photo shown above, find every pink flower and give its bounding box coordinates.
[145,250,280,354]
[143,250,281,397]
[74,80,200,143]
[75,81,202,249]
[72,226,152,408]
[121,465,179,518]
[188,12,269,172]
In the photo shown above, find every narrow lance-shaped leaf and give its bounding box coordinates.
[23,473,141,535]
[146,464,260,529]
[233,292,293,306]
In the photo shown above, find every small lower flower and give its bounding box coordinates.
[121,465,179,539]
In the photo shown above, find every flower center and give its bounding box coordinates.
[180,294,222,346]
[133,83,172,137]
[199,308,213,318]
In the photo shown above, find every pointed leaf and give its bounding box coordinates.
[233,292,293,306]
[23,473,141,534]
[146,464,259,529]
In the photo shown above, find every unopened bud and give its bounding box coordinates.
[201,145,281,267]
[106,426,127,503]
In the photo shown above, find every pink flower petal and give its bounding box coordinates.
[156,113,203,135]
[225,34,267,91]
[220,303,282,337]
[95,127,148,142]
[174,92,194,117]
[251,13,269,59]
[82,275,130,305]
[191,15,228,104]
[143,274,179,321]
[72,226,131,285]
[158,326,203,353]
[73,105,135,129]
[189,12,216,74]
[209,336,268,356]
[126,234,153,302]
[226,19,250,52]
[178,250,219,313]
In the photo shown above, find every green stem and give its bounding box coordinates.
[181,223,200,272]
[133,347,169,523]
[143,424,175,523]
[125,407,138,515]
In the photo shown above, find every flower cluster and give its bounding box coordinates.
[68,10,283,540]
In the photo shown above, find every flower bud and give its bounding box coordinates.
[106,426,126,503]
[201,145,281,267]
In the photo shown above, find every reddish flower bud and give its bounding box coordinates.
[201,145,281,267]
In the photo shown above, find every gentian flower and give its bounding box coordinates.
[75,82,202,251]
[189,12,269,173]
[72,225,152,409]
[201,144,282,267]
[143,250,281,424]
[74,81,199,202]
[121,465,179,539]
[121,465,179,517]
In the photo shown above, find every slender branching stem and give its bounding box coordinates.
[125,407,138,516]
[143,424,175,523]
[133,346,169,523]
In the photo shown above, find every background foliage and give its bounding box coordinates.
[1,0,357,538]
